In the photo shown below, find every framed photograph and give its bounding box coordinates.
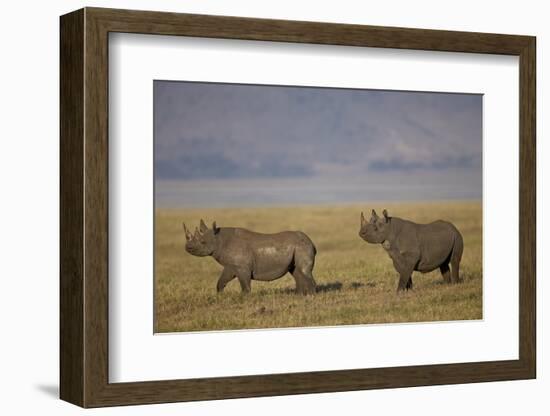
[60,7,536,408]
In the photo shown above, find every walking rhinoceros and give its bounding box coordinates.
[183,220,317,295]
[358,209,463,292]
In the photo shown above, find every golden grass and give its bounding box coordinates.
[155,201,482,332]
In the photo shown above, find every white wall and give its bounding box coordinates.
[0,0,545,414]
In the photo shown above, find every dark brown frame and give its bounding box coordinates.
[60,7,536,408]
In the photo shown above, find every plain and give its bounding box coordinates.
[155,201,482,332]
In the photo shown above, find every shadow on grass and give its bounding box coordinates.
[433,279,465,286]
[350,281,378,289]
[316,282,343,293]
[256,279,382,296]
[267,281,378,295]
[266,281,344,295]
[259,281,342,295]
[317,280,377,292]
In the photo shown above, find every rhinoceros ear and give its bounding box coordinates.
[361,212,366,227]
[199,219,208,233]
[382,209,389,222]
[183,222,191,241]
[212,221,220,234]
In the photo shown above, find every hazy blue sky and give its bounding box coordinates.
[154,81,482,207]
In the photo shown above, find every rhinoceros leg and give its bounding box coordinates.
[397,271,414,292]
[235,268,252,293]
[395,263,414,292]
[292,247,316,295]
[390,252,418,292]
[450,234,463,283]
[291,270,305,294]
[450,261,461,284]
[440,263,451,283]
[291,269,316,295]
[216,268,236,293]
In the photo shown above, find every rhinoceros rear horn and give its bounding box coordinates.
[382,209,389,222]
[371,209,378,219]
[199,219,208,233]
[212,221,219,234]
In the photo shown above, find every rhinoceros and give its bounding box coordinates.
[183,220,317,295]
[358,209,463,292]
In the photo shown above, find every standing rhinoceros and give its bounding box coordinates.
[183,220,317,295]
[358,209,463,292]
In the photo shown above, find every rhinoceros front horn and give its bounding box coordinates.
[183,223,191,241]
[361,212,366,226]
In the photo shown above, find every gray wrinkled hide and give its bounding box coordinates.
[183,220,317,295]
[358,209,463,292]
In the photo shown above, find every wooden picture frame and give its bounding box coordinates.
[60,7,536,408]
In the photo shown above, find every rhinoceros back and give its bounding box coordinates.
[215,228,316,281]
